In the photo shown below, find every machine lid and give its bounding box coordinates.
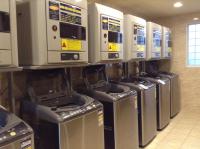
[121,77,153,87]
[39,92,94,111]
[94,82,124,94]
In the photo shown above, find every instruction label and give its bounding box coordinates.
[108,43,120,52]
[168,47,172,52]
[61,39,82,51]
[49,1,59,20]
[137,45,145,51]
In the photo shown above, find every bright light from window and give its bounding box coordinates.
[188,24,200,66]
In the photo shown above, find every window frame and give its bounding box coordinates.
[186,22,200,67]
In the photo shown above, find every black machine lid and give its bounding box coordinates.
[38,92,94,110]
[83,65,125,93]
[94,82,124,94]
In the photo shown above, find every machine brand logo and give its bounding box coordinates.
[49,1,60,20]
[98,110,104,126]
[49,5,59,11]
[21,139,32,149]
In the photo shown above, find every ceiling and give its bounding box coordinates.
[97,0,200,20]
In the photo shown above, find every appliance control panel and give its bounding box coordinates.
[0,122,32,144]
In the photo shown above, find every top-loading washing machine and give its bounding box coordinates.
[158,72,180,118]
[139,74,170,130]
[115,77,157,147]
[20,71,104,149]
[0,106,34,149]
[78,65,139,149]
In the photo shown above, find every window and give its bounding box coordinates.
[188,24,200,66]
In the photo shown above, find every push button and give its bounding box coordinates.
[52,25,58,31]
[74,54,79,60]
[104,33,107,38]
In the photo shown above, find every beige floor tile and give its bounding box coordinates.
[181,136,200,149]
[144,102,200,149]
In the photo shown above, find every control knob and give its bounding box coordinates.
[74,54,79,60]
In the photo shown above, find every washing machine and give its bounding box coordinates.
[20,72,104,149]
[116,77,157,147]
[159,72,180,118]
[0,106,34,149]
[139,74,170,130]
[79,66,139,149]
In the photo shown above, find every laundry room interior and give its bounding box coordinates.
[0,0,200,149]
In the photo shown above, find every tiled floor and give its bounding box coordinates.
[143,103,200,149]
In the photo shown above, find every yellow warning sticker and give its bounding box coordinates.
[61,39,82,51]
[137,45,145,52]
[108,43,120,52]
[155,47,161,52]
[168,47,172,52]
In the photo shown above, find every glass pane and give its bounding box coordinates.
[196,53,200,59]
[189,46,196,52]
[196,46,200,52]
[189,39,195,46]
[196,24,200,31]
[189,25,196,32]
[196,38,200,45]
[189,31,196,39]
[196,31,200,38]
[189,52,195,59]
[195,60,200,65]
[189,59,195,65]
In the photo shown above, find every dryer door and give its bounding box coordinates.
[114,95,139,149]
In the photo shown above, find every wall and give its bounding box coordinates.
[154,12,200,108]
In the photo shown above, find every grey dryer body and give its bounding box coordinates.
[139,76,170,130]
[81,83,139,149]
[118,79,157,147]
[21,91,104,149]
[159,72,181,118]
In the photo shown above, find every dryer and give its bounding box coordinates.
[159,72,180,118]
[20,72,104,149]
[0,106,34,149]
[139,74,170,130]
[78,66,139,149]
[116,78,157,147]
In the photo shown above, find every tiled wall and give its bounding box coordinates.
[154,12,200,108]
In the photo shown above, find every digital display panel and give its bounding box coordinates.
[60,22,86,40]
[0,12,10,33]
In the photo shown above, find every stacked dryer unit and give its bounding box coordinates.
[146,22,162,60]
[159,72,181,118]
[162,27,172,59]
[17,0,88,65]
[124,14,146,60]
[0,106,34,149]
[118,78,157,147]
[0,0,18,67]
[88,3,124,63]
